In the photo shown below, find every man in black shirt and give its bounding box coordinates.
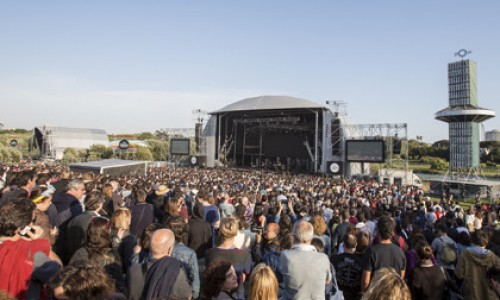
[361,215,406,291]
[332,233,362,300]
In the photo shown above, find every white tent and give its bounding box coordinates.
[34,126,109,160]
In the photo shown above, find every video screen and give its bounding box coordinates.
[170,139,190,155]
[345,140,385,162]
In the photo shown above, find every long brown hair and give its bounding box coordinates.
[202,260,232,298]
[164,198,180,216]
[49,264,115,300]
[102,184,113,199]
[111,208,131,230]
[86,217,113,260]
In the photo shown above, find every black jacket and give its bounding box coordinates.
[187,203,213,259]
[65,210,99,261]
[127,257,191,300]
[51,192,83,264]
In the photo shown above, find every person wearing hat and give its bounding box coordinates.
[155,185,169,197]
[81,172,94,184]
[30,186,58,245]
[150,184,169,221]
[52,169,73,196]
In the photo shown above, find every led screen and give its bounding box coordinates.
[170,139,190,155]
[345,140,385,162]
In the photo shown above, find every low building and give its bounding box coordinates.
[485,129,500,142]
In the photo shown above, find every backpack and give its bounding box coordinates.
[391,234,407,252]
[439,237,457,265]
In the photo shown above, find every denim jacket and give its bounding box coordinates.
[171,242,200,299]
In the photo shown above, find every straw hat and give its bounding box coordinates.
[82,172,95,183]
[155,185,169,196]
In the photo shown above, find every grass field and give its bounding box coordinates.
[370,160,500,179]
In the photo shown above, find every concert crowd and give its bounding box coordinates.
[0,162,500,300]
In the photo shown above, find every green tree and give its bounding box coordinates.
[481,141,500,164]
[429,157,448,171]
[155,130,170,141]
[136,146,153,161]
[0,147,19,163]
[407,139,429,160]
[63,148,87,163]
[0,128,30,134]
[190,138,197,155]
[136,132,157,141]
[89,144,114,160]
[146,140,169,161]
[62,148,79,163]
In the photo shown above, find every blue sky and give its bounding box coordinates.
[1,1,499,143]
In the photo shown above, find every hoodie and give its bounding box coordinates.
[456,246,500,300]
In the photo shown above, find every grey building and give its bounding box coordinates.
[485,130,500,142]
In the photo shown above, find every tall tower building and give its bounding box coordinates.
[435,50,495,176]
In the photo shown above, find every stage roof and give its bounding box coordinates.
[69,159,148,176]
[70,159,146,169]
[211,95,326,114]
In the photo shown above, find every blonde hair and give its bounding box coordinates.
[248,264,278,300]
[361,268,410,300]
[111,208,131,230]
[102,184,113,199]
[219,217,239,239]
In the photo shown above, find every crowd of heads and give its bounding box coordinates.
[1,160,500,299]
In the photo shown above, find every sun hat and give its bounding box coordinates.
[155,185,169,196]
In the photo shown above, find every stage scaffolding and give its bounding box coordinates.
[331,121,409,173]
[158,128,195,138]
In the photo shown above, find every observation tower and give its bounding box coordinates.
[435,49,495,177]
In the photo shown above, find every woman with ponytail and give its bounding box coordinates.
[408,241,456,300]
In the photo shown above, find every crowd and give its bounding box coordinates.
[1,162,500,300]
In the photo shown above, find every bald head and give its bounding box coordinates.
[269,222,280,232]
[150,229,175,259]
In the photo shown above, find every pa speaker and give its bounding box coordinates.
[327,161,343,176]
[189,156,199,167]
[189,155,207,167]
[393,139,401,154]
